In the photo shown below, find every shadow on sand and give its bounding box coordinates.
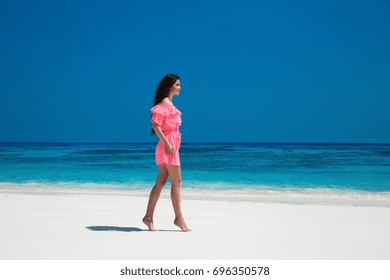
[86,226,146,232]
[86,226,181,232]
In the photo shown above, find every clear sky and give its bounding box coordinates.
[1,0,389,143]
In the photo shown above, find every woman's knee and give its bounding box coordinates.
[155,179,167,188]
[171,178,182,188]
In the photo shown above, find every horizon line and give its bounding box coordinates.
[1,141,389,145]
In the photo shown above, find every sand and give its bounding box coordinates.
[0,187,389,260]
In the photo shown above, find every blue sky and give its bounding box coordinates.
[1,0,389,143]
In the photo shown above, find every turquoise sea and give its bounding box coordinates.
[1,143,389,195]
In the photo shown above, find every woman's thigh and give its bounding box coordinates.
[156,164,169,185]
[165,164,182,185]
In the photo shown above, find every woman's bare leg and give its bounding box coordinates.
[165,164,191,232]
[142,164,169,231]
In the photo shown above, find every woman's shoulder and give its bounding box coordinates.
[151,103,172,116]
[151,102,181,116]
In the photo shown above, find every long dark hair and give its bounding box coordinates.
[150,74,180,135]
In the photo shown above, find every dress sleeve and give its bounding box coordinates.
[150,105,169,127]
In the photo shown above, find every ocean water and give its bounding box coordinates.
[0,142,389,195]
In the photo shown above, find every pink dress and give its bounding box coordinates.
[151,103,182,166]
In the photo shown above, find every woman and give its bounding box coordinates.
[142,74,191,232]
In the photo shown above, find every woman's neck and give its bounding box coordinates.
[168,93,175,101]
[162,97,174,106]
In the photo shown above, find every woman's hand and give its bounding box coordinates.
[164,142,175,155]
[152,124,175,155]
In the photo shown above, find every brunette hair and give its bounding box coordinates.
[150,74,180,135]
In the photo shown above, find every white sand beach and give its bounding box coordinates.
[0,187,389,260]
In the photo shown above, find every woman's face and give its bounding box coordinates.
[170,79,181,95]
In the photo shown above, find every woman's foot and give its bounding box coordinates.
[174,218,191,232]
[142,216,157,231]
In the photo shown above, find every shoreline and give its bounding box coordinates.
[1,183,389,207]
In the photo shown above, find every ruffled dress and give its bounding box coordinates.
[150,103,182,166]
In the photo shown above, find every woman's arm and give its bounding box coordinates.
[152,123,175,155]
